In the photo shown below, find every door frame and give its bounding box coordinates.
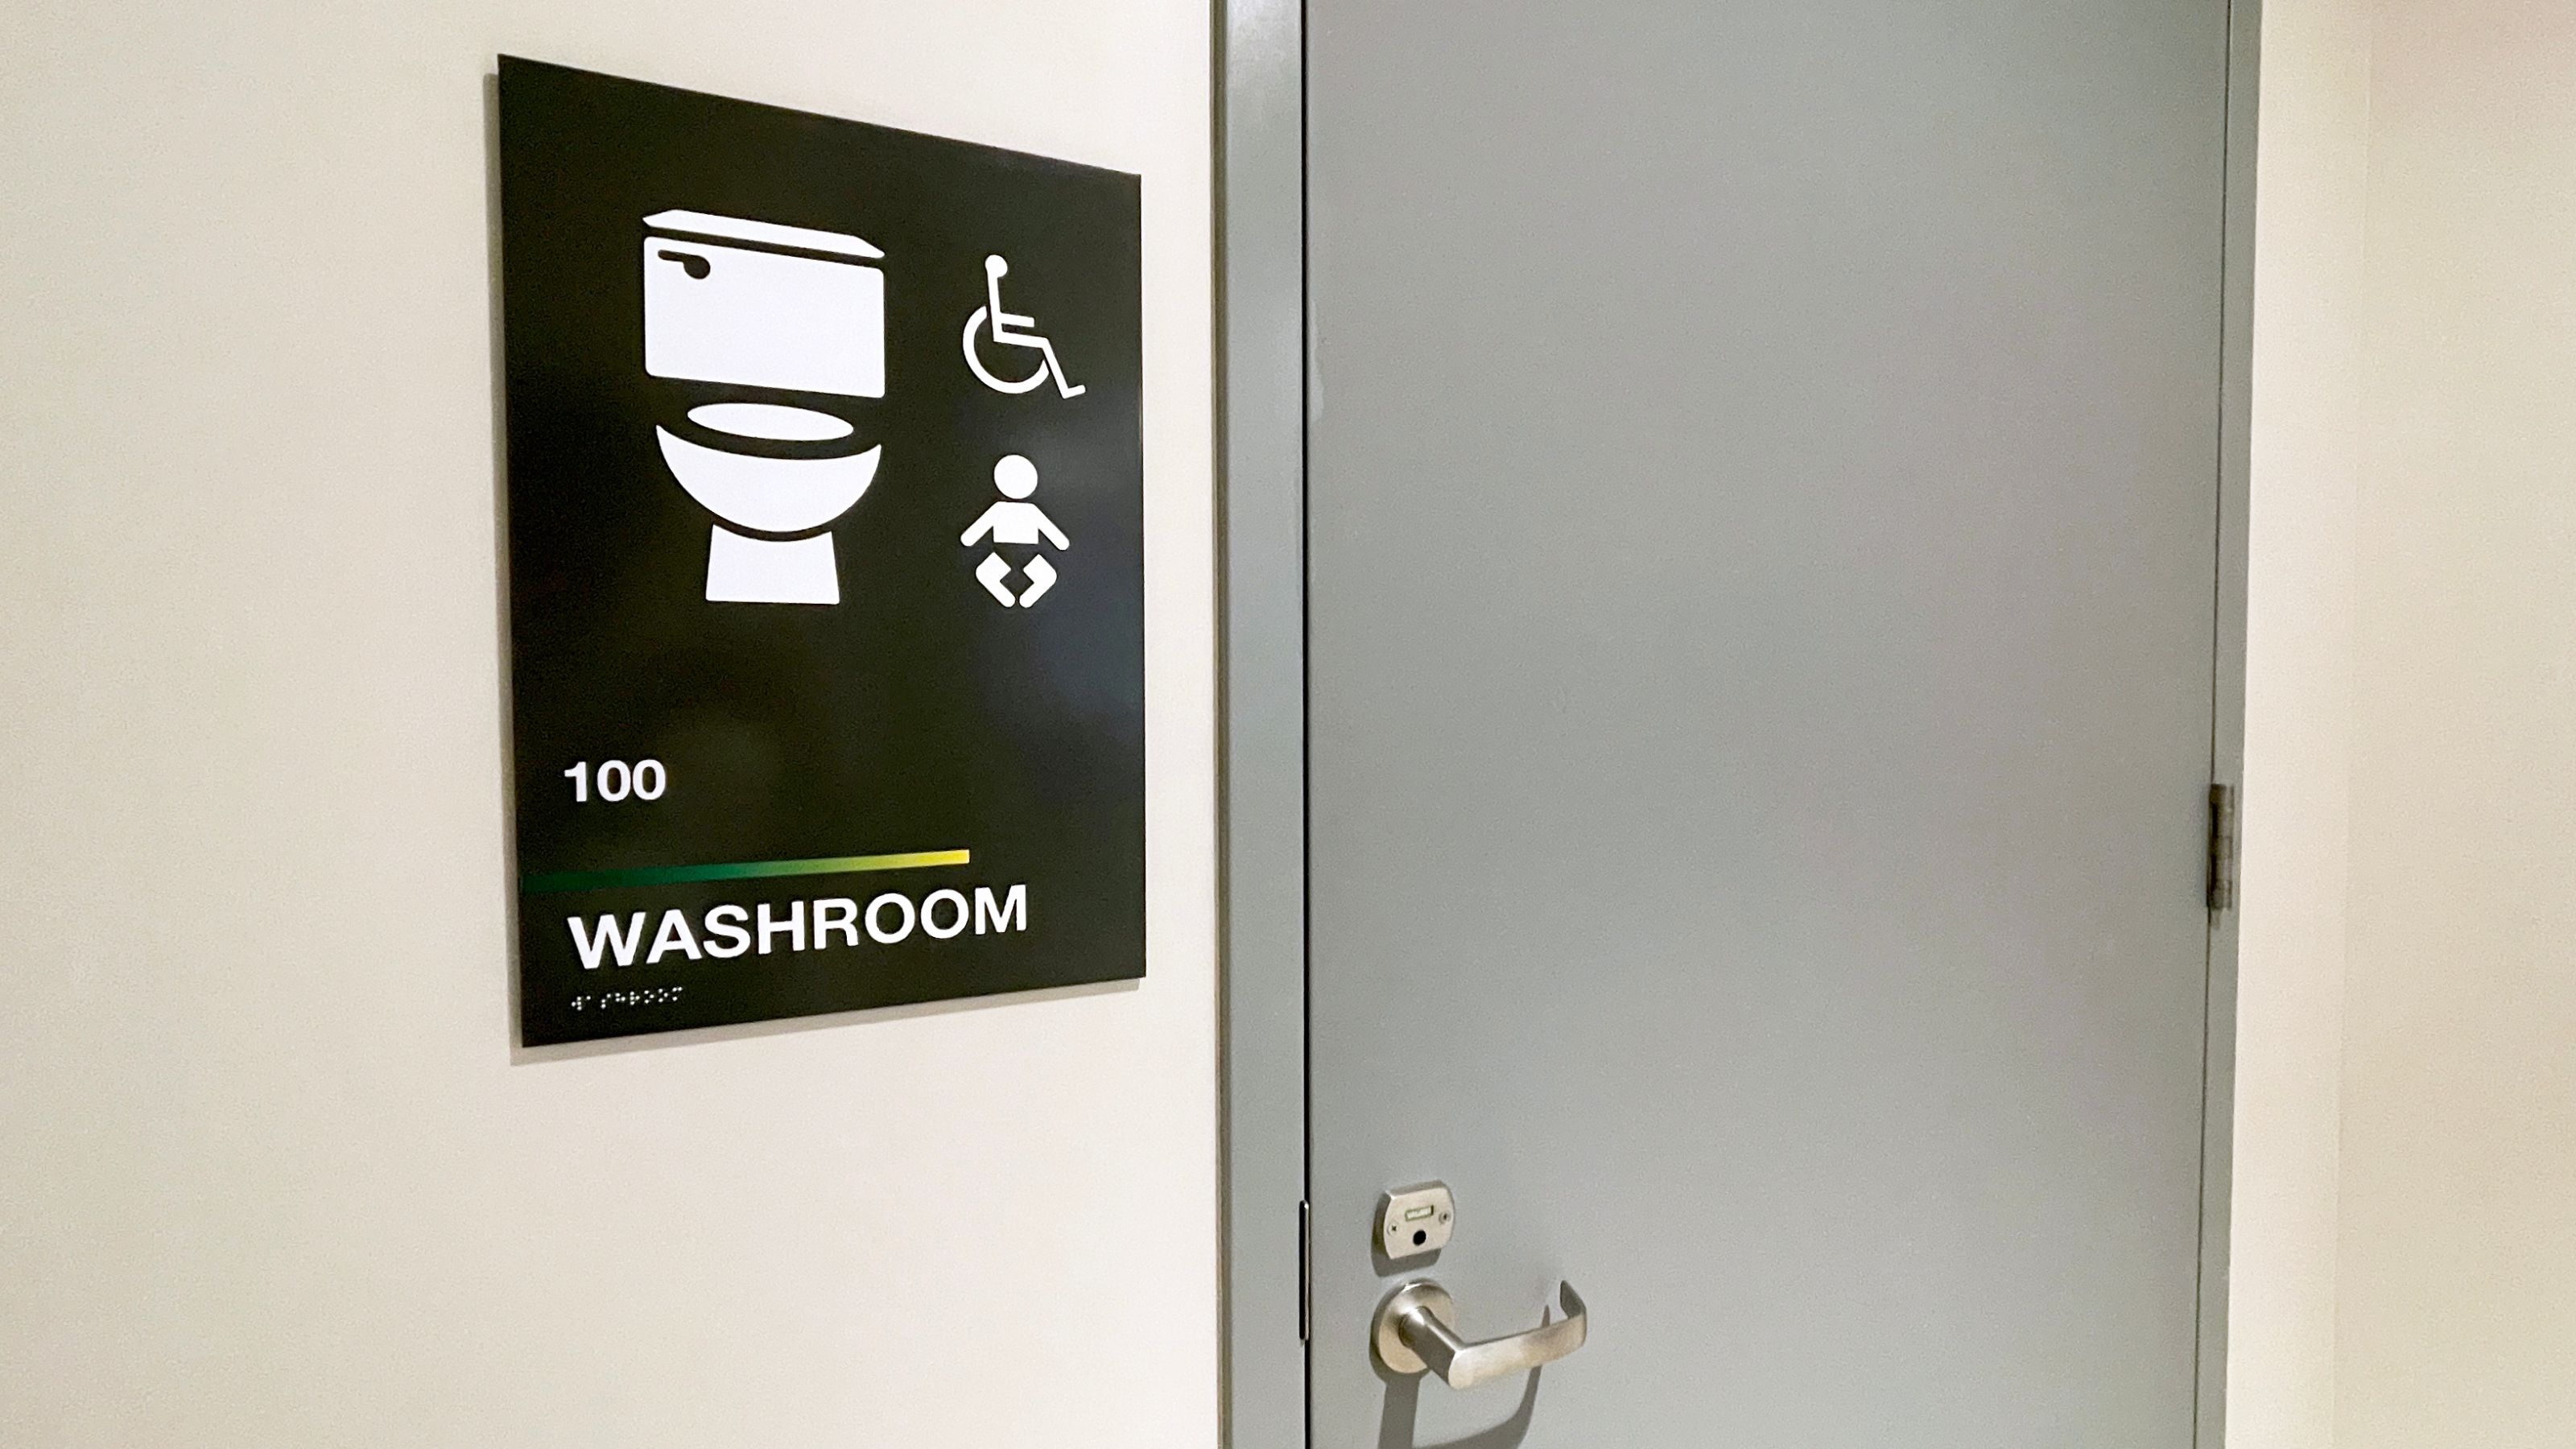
[1214,3,2261,1443]
[1216,1,1308,1446]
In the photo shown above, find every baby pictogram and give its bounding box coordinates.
[961,455,1070,607]
[963,254,1086,398]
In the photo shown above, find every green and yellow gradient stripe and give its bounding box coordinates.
[521,849,971,895]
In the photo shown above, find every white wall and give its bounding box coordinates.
[2242,1,2576,1442]
[2228,0,2370,1443]
[2339,1,2576,1443]
[0,4,1216,1447]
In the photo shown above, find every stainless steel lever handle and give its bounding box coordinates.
[1373,1279,1587,1389]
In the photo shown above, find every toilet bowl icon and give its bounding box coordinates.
[642,208,886,605]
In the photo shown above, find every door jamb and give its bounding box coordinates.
[2199,0,2261,1443]
[1216,0,1307,1445]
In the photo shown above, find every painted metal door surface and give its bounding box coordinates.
[1304,2,2237,1443]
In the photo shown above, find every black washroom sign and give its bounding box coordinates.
[497,58,1143,1045]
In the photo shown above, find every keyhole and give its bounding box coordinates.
[655,249,711,279]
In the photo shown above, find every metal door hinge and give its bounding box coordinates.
[2207,783,2238,912]
[1298,1199,1311,1343]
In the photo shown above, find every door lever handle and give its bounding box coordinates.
[1373,1279,1587,1389]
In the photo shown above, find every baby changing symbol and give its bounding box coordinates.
[961,455,1069,607]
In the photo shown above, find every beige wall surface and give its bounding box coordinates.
[2339,1,2576,1443]
[2231,0,2371,1444]
[0,4,1216,1447]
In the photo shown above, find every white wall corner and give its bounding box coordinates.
[2231,0,2373,1444]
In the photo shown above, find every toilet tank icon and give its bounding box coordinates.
[642,209,884,398]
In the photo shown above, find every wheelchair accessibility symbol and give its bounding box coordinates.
[962,254,1086,398]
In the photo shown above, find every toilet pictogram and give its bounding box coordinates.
[642,208,886,605]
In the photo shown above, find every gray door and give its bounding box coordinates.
[1304,2,2237,1444]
